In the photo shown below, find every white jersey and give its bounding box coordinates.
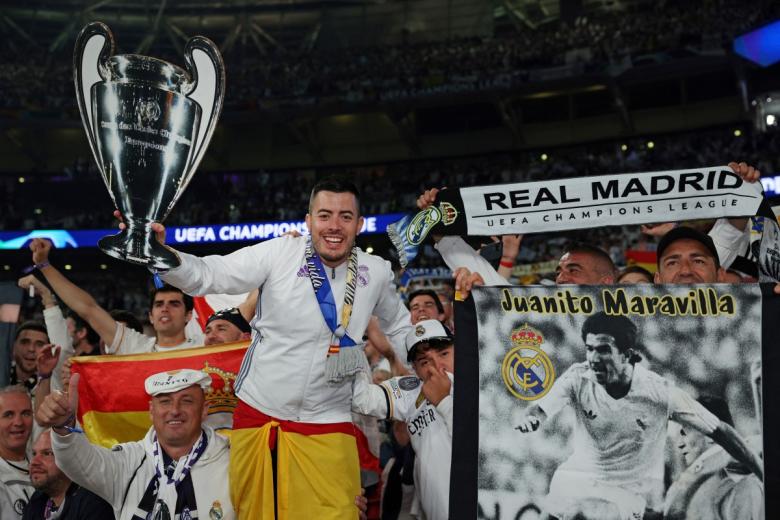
[0,457,33,519]
[352,372,453,520]
[163,235,411,423]
[537,362,720,509]
[435,236,508,285]
[107,323,202,355]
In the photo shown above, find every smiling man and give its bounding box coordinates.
[654,227,726,284]
[0,386,35,519]
[408,289,446,325]
[9,323,49,392]
[152,177,411,519]
[38,369,235,520]
[515,312,763,520]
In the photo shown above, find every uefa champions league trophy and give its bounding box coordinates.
[74,22,224,269]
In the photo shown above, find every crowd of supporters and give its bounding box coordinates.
[1,0,778,116]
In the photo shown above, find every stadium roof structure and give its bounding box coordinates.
[0,0,495,59]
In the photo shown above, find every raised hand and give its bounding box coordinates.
[454,267,485,300]
[29,238,52,265]
[422,367,451,406]
[416,188,440,210]
[37,373,80,431]
[728,161,760,183]
[36,344,61,378]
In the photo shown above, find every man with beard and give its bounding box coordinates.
[141,178,411,519]
[22,429,113,519]
[515,312,762,520]
[0,386,35,518]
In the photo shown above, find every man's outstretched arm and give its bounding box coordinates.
[30,239,117,347]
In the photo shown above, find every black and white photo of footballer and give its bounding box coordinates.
[471,284,765,520]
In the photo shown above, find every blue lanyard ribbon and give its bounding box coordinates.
[306,240,358,348]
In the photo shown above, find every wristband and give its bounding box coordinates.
[53,415,83,434]
[499,260,514,268]
[21,261,50,275]
[37,372,52,381]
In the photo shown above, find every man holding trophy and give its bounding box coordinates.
[72,22,411,519]
[153,178,411,519]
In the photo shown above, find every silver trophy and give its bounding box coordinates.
[74,22,224,269]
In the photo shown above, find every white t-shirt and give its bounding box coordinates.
[0,457,33,519]
[107,323,201,355]
[353,372,454,520]
[537,362,719,509]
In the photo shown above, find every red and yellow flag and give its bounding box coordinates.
[624,249,658,273]
[70,341,249,448]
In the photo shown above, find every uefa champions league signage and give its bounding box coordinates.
[0,214,403,250]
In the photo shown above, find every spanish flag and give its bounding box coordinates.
[624,249,658,273]
[70,341,249,448]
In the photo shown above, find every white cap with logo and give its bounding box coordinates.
[405,319,452,361]
[144,369,212,397]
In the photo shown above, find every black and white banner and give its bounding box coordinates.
[451,284,779,520]
[389,166,766,267]
[459,166,763,235]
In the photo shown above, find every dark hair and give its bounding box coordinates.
[309,177,361,215]
[563,242,617,279]
[148,285,193,313]
[110,309,144,334]
[410,338,454,363]
[65,310,100,345]
[14,321,48,343]
[581,312,642,363]
[617,265,653,284]
[697,395,733,427]
[407,289,445,315]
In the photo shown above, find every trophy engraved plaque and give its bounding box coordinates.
[74,22,225,268]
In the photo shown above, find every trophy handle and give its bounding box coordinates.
[73,22,114,186]
[180,36,225,195]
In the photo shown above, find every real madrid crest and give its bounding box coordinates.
[501,324,555,401]
[209,500,224,520]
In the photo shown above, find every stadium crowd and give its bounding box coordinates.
[1,0,778,116]
[2,153,774,518]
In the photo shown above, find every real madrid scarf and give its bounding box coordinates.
[305,238,363,382]
[388,166,768,267]
[132,430,207,520]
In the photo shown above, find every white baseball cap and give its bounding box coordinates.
[405,319,453,361]
[144,369,211,397]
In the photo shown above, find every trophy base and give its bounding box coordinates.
[98,221,180,270]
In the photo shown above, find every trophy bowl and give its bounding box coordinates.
[74,22,225,269]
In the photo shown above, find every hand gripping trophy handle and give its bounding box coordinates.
[73,22,225,269]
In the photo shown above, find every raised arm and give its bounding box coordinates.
[30,239,118,348]
[40,373,140,509]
